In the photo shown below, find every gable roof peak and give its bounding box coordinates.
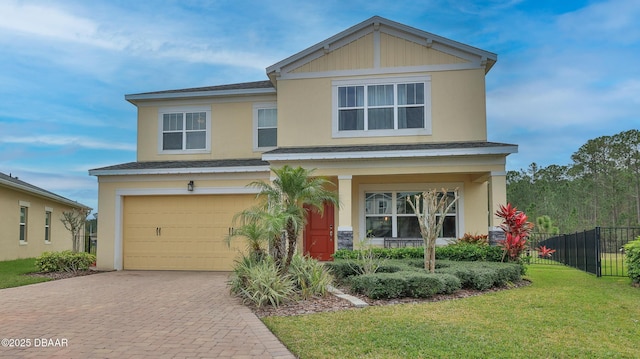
[266,15,497,79]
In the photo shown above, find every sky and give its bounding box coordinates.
[1,0,639,213]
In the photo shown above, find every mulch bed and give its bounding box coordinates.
[27,269,104,281]
[251,279,531,318]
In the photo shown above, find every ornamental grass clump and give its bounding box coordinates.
[288,254,334,299]
[230,254,334,306]
[229,255,295,308]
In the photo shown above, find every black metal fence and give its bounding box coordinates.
[527,227,640,277]
[84,234,97,255]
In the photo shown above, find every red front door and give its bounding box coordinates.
[304,203,335,261]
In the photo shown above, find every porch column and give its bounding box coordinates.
[337,175,353,250]
[488,171,507,227]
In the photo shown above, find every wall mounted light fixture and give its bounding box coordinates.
[187,180,194,192]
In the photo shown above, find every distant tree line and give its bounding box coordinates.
[507,129,640,233]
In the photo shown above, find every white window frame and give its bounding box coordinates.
[253,102,277,151]
[158,106,211,154]
[332,76,432,138]
[45,207,53,244]
[19,201,30,244]
[359,184,463,246]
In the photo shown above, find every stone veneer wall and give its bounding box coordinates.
[337,230,353,250]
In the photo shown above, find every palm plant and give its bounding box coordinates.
[229,204,288,265]
[250,165,339,272]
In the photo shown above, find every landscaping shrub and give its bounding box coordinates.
[331,257,521,298]
[349,272,407,299]
[35,251,96,273]
[436,243,504,262]
[434,261,522,290]
[324,260,361,280]
[229,255,295,307]
[325,259,414,282]
[376,262,410,273]
[624,238,640,285]
[455,233,489,245]
[288,254,334,299]
[404,272,445,298]
[438,273,462,294]
[334,244,504,262]
[349,270,463,299]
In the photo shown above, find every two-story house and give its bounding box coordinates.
[89,16,516,271]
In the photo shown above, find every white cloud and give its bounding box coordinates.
[0,1,123,50]
[0,1,270,71]
[557,0,640,43]
[0,135,135,151]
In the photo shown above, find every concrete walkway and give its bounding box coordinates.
[0,271,295,358]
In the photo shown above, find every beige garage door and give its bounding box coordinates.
[123,194,255,271]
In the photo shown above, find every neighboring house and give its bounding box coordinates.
[0,172,91,261]
[89,16,517,271]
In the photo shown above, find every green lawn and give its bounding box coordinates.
[263,265,640,358]
[0,258,51,289]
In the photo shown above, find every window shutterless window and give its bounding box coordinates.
[333,76,431,138]
[257,108,277,147]
[20,206,28,242]
[365,190,457,238]
[45,210,51,243]
[253,103,277,150]
[158,107,210,153]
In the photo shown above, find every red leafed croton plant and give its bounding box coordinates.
[495,203,534,262]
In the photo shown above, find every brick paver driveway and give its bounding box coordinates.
[0,271,295,358]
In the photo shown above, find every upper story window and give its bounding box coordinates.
[158,106,211,154]
[253,103,277,150]
[332,76,431,138]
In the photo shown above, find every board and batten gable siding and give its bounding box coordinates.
[135,95,275,162]
[380,32,469,68]
[290,32,469,74]
[291,33,375,73]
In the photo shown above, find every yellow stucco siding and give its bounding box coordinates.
[277,77,333,147]
[431,69,487,141]
[380,33,468,67]
[0,186,79,261]
[135,96,275,162]
[276,68,487,147]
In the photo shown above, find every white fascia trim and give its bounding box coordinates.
[112,186,260,270]
[262,146,518,162]
[278,62,481,81]
[1,178,89,209]
[115,186,260,197]
[125,87,276,102]
[89,165,271,177]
